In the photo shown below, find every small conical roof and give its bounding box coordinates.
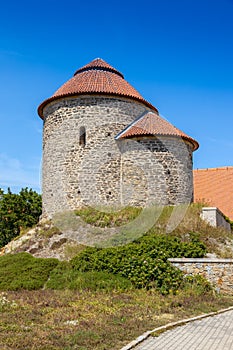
[116,112,199,151]
[38,58,157,118]
[73,58,124,77]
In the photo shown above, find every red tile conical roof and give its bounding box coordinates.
[116,112,199,151]
[38,58,158,118]
[73,58,124,77]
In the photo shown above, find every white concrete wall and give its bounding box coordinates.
[201,207,231,231]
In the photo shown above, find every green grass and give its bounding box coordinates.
[0,252,59,290]
[46,267,133,291]
[75,206,142,228]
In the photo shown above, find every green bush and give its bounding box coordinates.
[0,234,208,294]
[71,248,182,293]
[136,233,207,258]
[70,235,207,294]
[0,252,59,290]
[0,188,42,248]
[182,275,213,295]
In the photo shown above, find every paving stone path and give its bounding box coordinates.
[133,309,233,350]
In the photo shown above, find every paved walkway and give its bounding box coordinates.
[133,309,233,350]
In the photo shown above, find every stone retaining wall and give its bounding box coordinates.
[169,258,233,294]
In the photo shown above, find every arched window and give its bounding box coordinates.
[79,126,86,147]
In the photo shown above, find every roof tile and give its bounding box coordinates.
[117,112,199,150]
[193,167,233,220]
[38,58,157,118]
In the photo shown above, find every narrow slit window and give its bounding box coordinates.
[79,126,86,147]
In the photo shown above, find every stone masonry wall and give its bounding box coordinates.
[42,95,194,218]
[169,258,233,294]
[42,95,147,217]
[119,137,193,206]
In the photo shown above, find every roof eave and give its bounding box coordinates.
[118,133,199,151]
[37,92,158,119]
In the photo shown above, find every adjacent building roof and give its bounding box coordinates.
[116,112,199,151]
[38,58,158,118]
[193,167,233,220]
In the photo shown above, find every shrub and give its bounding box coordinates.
[0,188,42,248]
[182,274,213,295]
[71,247,182,294]
[0,234,208,294]
[70,235,207,294]
[0,252,59,290]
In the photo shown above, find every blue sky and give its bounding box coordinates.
[0,0,232,193]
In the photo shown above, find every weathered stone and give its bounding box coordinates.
[169,258,233,294]
[42,96,194,218]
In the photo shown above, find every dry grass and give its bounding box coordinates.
[1,289,233,349]
[74,203,233,257]
[6,204,233,260]
[147,204,233,258]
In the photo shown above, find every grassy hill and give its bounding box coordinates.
[0,204,233,349]
[2,203,233,259]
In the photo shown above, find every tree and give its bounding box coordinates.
[0,188,42,248]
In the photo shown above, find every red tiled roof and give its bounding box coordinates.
[117,112,199,151]
[193,167,233,220]
[74,58,124,77]
[38,58,157,118]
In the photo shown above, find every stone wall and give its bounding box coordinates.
[42,95,146,217]
[42,95,194,218]
[169,258,233,294]
[119,137,193,206]
[201,207,231,232]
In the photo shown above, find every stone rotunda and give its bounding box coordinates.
[38,58,199,218]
